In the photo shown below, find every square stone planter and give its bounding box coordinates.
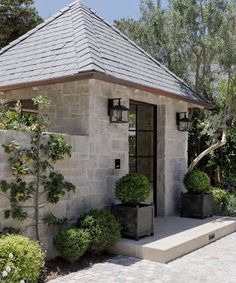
[111,204,154,241]
[180,192,213,219]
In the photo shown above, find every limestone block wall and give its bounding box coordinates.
[2,81,91,135]
[1,78,192,222]
[0,130,117,259]
[89,79,189,216]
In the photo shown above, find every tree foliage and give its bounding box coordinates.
[0,0,43,49]
[115,0,236,175]
[116,0,235,95]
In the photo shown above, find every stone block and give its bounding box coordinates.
[63,95,80,105]
[75,84,90,95]
[71,135,89,154]
[62,81,76,94]
[98,155,111,168]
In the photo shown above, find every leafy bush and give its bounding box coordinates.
[78,209,121,253]
[227,194,236,216]
[183,170,210,193]
[211,187,229,207]
[0,235,45,283]
[211,187,230,215]
[115,173,151,205]
[54,228,90,263]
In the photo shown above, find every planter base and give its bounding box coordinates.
[111,204,154,240]
[181,192,213,219]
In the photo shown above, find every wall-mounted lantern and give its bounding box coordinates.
[176,112,193,132]
[108,98,129,123]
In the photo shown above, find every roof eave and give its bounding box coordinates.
[0,71,215,109]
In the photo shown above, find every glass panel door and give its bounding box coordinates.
[129,101,157,216]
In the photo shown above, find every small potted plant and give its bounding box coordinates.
[112,173,154,240]
[181,170,213,219]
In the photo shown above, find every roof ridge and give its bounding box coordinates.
[0,0,79,56]
[86,7,210,103]
[72,4,106,72]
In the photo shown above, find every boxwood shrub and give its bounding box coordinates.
[183,170,210,193]
[78,209,121,253]
[115,173,151,205]
[54,228,90,263]
[0,235,45,283]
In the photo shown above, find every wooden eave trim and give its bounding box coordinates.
[0,71,215,109]
[93,72,215,109]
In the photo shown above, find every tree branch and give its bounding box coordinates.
[0,192,10,200]
[188,129,227,172]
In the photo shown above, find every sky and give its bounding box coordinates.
[34,0,168,23]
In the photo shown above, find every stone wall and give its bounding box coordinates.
[0,129,126,259]
[88,79,189,215]
[0,78,193,257]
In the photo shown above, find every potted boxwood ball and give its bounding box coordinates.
[181,170,213,219]
[112,173,154,240]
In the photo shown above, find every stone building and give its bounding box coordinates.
[0,0,213,254]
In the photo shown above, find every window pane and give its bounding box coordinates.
[137,157,153,182]
[137,105,153,131]
[129,104,136,130]
[129,133,136,157]
[137,132,153,156]
[129,157,136,173]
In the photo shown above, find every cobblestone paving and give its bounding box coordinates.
[49,233,236,283]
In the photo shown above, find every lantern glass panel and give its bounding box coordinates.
[108,98,129,123]
[179,120,188,131]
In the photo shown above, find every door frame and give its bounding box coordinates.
[129,100,157,217]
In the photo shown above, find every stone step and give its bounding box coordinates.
[111,216,236,263]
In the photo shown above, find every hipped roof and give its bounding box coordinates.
[0,0,213,108]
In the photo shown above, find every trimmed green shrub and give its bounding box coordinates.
[0,235,45,283]
[54,228,90,263]
[183,170,210,193]
[78,209,121,253]
[115,173,151,205]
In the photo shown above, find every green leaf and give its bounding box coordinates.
[4,210,11,219]
[0,180,10,192]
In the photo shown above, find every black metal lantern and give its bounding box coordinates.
[108,98,129,123]
[176,112,192,132]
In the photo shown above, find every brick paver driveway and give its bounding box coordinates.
[49,233,236,283]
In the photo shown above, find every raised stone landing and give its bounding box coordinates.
[111,216,236,263]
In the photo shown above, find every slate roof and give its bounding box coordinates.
[0,0,212,107]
